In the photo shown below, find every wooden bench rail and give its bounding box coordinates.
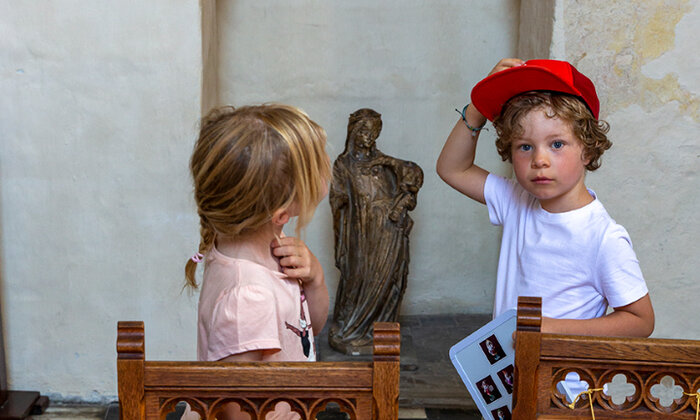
[512,296,700,419]
[117,321,400,420]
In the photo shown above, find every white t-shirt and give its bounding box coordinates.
[484,174,648,320]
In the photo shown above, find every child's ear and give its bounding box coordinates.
[581,150,592,166]
[271,201,300,226]
[271,208,291,226]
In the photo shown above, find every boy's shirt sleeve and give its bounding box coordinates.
[484,173,521,226]
[596,225,649,308]
[205,283,282,361]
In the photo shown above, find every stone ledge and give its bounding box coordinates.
[317,313,492,410]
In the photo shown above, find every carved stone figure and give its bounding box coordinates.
[328,108,423,355]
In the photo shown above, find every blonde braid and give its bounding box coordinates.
[184,217,216,290]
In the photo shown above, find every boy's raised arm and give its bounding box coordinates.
[437,58,524,204]
[436,107,490,204]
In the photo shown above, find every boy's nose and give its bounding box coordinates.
[531,151,549,168]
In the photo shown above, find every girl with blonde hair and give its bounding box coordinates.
[185,103,331,366]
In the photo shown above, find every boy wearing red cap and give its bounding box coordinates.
[437,58,654,336]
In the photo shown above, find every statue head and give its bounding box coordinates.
[345,108,382,153]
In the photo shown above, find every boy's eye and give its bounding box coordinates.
[552,141,564,149]
[518,144,532,152]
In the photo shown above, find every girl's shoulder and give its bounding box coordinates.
[201,246,298,306]
[200,258,281,312]
[210,245,283,271]
[207,253,284,286]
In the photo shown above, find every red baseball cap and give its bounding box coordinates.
[471,59,600,121]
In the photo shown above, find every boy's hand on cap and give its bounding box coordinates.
[489,58,524,76]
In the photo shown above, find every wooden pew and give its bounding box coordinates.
[117,321,400,420]
[512,296,700,419]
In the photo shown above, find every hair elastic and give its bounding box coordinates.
[456,104,487,137]
[191,252,204,263]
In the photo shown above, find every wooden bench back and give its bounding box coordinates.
[117,321,400,420]
[512,296,700,419]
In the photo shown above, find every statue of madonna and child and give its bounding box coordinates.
[328,108,423,355]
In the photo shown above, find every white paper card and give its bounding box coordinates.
[449,310,516,420]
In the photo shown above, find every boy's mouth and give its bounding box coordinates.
[532,176,553,184]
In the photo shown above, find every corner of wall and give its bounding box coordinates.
[548,0,566,60]
[200,0,219,115]
[517,0,555,59]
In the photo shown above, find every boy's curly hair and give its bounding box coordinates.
[492,92,611,171]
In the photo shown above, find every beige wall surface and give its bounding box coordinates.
[0,0,696,402]
[549,0,699,340]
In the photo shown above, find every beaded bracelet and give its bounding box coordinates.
[455,104,487,137]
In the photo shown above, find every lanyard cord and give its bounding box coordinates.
[566,388,603,420]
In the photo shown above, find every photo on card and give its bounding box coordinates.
[479,334,506,364]
[491,406,511,420]
[476,375,502,404]
[497,364,515,394]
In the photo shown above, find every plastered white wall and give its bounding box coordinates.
[0,1,203,401]
[0,0,518,401]
[216,0,519,317]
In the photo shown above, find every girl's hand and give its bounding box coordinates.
[272,235,330,331]
[271,236,323,286]
[488,58,524,76]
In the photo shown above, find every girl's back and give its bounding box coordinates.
[197,245,315,362]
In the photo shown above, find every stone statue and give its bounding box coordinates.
[328,108,423,355]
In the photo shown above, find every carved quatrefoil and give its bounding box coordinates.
[649,375,684,407]
[556,371,591,404]
[602,373,636,405]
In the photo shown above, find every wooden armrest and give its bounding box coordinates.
[512,296,700,419]
[116,321,400,420]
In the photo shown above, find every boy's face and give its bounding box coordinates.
[510,108,592,213]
